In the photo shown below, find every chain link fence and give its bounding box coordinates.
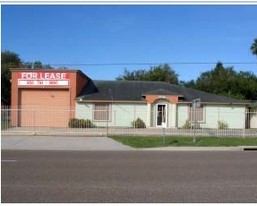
[1,105,257,137]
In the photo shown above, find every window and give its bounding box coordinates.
[93,103,111,121]
[189,105,205,122]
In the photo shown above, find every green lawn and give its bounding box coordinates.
[110,136,257,148]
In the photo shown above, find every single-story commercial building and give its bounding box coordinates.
[10,69,88,127]
[10,68,255,129]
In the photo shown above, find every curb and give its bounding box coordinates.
[238,146,257,151]
[140,147,242,151]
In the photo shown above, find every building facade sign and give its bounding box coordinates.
[18,72,70,86]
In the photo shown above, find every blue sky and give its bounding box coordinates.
[1,5,257,81]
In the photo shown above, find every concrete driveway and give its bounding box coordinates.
[1,135,134,151]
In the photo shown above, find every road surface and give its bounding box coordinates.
[2,150,257,203]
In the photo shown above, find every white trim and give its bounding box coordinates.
[188,105,206,123]
[156,103,168,128]
[146,103,151,127]
[93,103,112,122]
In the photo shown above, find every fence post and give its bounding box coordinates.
[193,102,196,143]
[106,109,108,137]
[193,105,196,143]
[17,106,19,127]
[33,109,36,132]
[134,105,136,137]
[192,98,201,143]
[162,124,166,146]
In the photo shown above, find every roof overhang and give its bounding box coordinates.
[77,99,146,104]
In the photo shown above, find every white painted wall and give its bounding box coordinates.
[76,102,147,127]
[76,102,247,129]
[177,104,246,129]
[250,109,257,129]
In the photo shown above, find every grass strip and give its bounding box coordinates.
[110,136,257,148]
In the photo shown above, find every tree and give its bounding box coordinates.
[1,51,54,104]
[116,64,179,84]
[251,38,257,56]
[22,61,53,69]
[179,79,196,88]
[236,71,257,100]
[33,61,43,69]
[195,62,239,97]
[22,61,33,68]
[1,51,22,104]
[116,68,147,81]
[147,64,179,84]
[183,62,257,100]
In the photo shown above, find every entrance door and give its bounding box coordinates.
[156,104,167,127]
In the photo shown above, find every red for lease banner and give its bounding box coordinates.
[18,72,70,80]
[18,72,70,86]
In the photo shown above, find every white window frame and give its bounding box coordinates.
[93,103,111,122]
[156,103,168,128]
[188,105,206,123]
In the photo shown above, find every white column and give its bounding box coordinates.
[171,103,177,128]
[146,103,151,127]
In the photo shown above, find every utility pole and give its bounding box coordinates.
[192,98,201,143]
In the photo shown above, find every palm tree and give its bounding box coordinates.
[250,38,257,56]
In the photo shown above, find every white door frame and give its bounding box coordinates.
[156,103,168,128]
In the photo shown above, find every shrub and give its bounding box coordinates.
[1,120,11,130]
[131,118,146,128]
[182,120,191,129]
[83,119,96,128]
[68,118,96,128]
[218,120,228,129]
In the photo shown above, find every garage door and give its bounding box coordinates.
[19,89,70,127]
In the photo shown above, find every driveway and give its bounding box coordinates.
[1,135,134,151]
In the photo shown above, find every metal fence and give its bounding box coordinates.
[1,106,257,137]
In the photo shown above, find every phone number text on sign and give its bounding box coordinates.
[18,80,69,86]
[17,72,70,86]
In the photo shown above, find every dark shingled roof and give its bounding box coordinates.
[142,88,182,96]
[77,79,245,104]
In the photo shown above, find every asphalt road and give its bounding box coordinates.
[2,150,257,203]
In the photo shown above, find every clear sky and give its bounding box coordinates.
[1,5,257,81]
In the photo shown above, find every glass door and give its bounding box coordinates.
[156,104,167,127]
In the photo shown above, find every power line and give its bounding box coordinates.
[49,62,257,67]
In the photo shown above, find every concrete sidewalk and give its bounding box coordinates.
[1,135,253,151]
[1,135,134,151]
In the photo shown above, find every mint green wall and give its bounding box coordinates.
[112,103,147,127]
[168,103,172,127]
[205,105,245,129]
[250,109,257,128]
[76,103,93,120]
[177,104,188,128]
[177,104,246,129]
[76,102,147,127]
[76,102,246,129]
